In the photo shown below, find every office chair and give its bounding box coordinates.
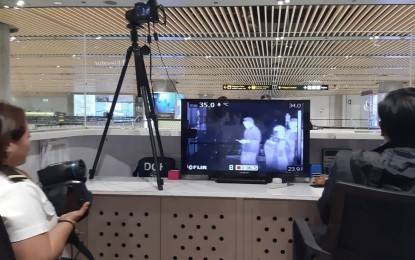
[293,181,415,260]
[0,215,16,260]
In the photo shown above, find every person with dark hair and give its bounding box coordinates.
[316,87,415,238]
[0,102,90,260]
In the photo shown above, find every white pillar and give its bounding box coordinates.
[0,23,18,102]
[329,95,343,127]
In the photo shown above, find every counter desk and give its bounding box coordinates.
[24,127,379,259]
[82,177,323,260]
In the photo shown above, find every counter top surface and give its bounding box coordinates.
[30,127,383,141]
[86,176,323,200]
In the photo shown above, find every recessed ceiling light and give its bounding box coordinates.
[10,36,16,41]
[95,36,102,40]
[53,2,63,5]
[3,5,10,8]
[104,0,118,5]
[16,1,25,7]
[278,1,283,5]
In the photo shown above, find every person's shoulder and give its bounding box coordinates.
[0,177,41,200]
[0,174,11,193]
[336,149,381,161]
[0,174,18,195]
[352,149,383,164]
[334,149,355,162]
[334,149,374,170]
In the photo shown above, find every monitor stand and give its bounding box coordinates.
[215,178,268,184]
[266,174,295,184]
[214,173,297,185]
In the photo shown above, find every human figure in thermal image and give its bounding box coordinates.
[237,117,261,164]
[264,125,289,171]
[285,113,291,130]
[286,118,299,165]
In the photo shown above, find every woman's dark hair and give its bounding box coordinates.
[378,87,415,146]
[0,102,26,164]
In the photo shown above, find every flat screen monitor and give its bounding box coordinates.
[153,92,182,119]
[181,99,310,183]
[73,94,134,117]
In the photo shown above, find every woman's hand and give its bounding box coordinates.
[58,201,91,224]
[12,202,91,259]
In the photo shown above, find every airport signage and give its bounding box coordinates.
[223,85,272,90]
[277,85,329,90]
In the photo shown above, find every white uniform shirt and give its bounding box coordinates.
[0,173,58,242]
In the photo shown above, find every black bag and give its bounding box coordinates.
[132,157,176,177]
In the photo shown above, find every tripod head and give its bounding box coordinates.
[125,0,166,45]
[125,0,163,28]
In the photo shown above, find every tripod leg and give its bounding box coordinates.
[143,83,168,176]
[89,46,133,179]
[133,46,164,190]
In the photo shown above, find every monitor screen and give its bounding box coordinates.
[181,99,310,182]
[153,92,183,119]
[73,94,134,117]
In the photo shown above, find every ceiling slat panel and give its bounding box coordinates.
[2,3,413,98]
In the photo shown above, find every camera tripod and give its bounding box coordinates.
[88,21,165,191]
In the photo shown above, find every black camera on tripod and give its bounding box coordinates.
[125,0,160,24]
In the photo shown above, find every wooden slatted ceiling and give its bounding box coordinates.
[1,4,414,98]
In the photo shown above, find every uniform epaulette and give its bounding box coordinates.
[0,166,28,183]
[6,174,27,182]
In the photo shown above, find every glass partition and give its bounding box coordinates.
[7,8,415,132]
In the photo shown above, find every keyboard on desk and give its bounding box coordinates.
[215,178,268,184]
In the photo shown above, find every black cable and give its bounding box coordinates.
[74,250,80,259]
[68,232,94,260]
[148,30,154,96]
[152,23,180,97]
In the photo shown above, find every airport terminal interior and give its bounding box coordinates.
[0,0,414,259]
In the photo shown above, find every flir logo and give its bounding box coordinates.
[187,165,207,170]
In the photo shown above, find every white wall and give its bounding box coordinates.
[277,95,328,115]
[342,95,370,128]
[12,95,68,113]
[280,94,370,128]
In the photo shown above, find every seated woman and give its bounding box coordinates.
[0,102,90,260]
